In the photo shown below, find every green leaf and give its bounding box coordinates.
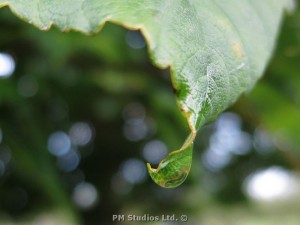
[0,0,294,188]
[242,7,300,151]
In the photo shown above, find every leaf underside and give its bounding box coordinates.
[0,0,293,188]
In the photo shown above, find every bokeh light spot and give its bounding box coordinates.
[202,112,252,171]
[47,131,71,156]
[121,159,147,184]
[69,122,93,146]
[0,53,15,78]
[123,120,149,141]
[0,147,12,165]
[244,167,299,201]
[123,102,151,141]
[125,30,146,49]
[73,182,99,210]
[56,149,81,172]
[143,140,168,165]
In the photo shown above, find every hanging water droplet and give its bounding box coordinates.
[147,144,193,188]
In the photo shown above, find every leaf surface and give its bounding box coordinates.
[0,0,294,187]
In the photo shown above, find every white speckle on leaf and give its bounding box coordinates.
[229,62,245,74]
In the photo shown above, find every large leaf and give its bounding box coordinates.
[242,7,300,152]
[0,0,293,188]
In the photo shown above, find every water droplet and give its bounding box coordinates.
[147,145,192,188]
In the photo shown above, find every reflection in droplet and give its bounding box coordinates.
[73,182,99,210]
[56,148,81,172]
[0,53,15,78]
[48,131,71,156]
[69,122,93,146]
[17,75,39,97]
[244,167,299,201]
[121,159,147,184]
[143,140,168,165]
[125,30,146,49]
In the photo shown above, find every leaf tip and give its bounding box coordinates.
[146,144,193,188]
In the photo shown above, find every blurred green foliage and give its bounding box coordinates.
[0,4,300,225]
